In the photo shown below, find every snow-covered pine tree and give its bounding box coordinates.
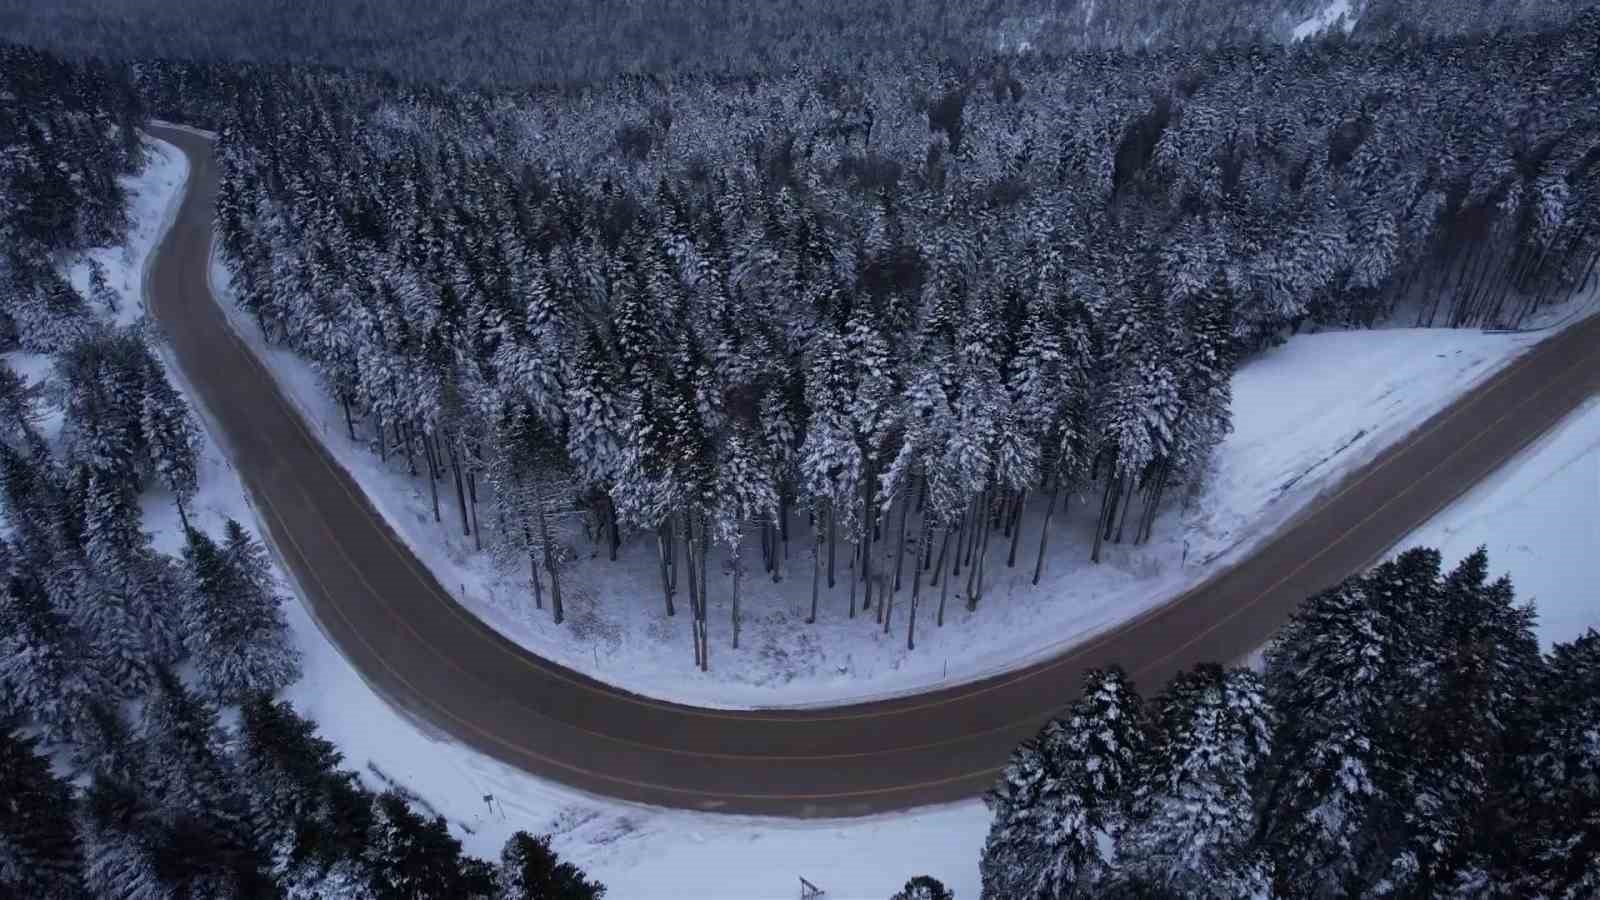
[137,671,272,896]
[981,667,1146,900]
[1257,561,1433,897]
[236,696,375,899]
[496,831,606,900]
[1505,628,1600,897]
[0,724,86,899]
[890,874,954,900]
[1114,664,1272,899]
[0,572,108,747]
[181,521,300,704]
[364,791,495,900]
[1380,547,1540,894]
[79,776,170,900]
[137,354,202,529]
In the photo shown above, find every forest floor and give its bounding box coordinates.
[206,253,1579,708]
[6,135,1593,900]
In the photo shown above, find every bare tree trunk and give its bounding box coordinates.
[860,471,875,613]
[1092,475,1117,563]
[1114,473,1138,543]
[657,521,675,616]
[826,502,837,588]
[684,510,701,669]
[377,413,388,463]
[1006,489,1026,567]
[525,528,544,611]
[1033,481,1061,585]
[934,526,953,627]
[342,395,356,440]
[699,512,709,671]
[447,436,471,536]
[907,518,932,650]
[731,532,743,649]
[966,491,993,610]
[778,491,789,558]
[950,501,968,579]
[401,420,417,476]
[607,494,620,562]
[467,468,482,551]
[893,483,911,594]
[422,425,441,524]
[533,479,563,625]
[848,544,859,619]
[808,506,822,624]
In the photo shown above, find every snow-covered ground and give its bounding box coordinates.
[1399,397,1600,648]
[1292,0,1358,41]
[208,254,1566,708]
[13,134,1592,900]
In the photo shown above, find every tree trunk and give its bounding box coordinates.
[779,491,790,557]
[607,494,620,562]
[935,527,953,627]
[533,479,563,625]
[860,470,875,613]
[525,530,543,611]
[657,522,676,616]
[907,518,932,650]
[893,484,911,594]
[423,426,441,524]
[1113,475,1136,544]
[447,436,471,536]
[731,533,743,650]
[1033,482,1061,586]
[684,510,701,669]
[808,508,821,625]
[401,420,417,476]
[377,413,388,463]
[342,395,356,440]
[699,513,709,671]
[1092,475,1117,563]
[826,501,837,589]
[966,493,992,611]
[966,491,992,610]
[1006,489,1026,567]
[950,501,968,579]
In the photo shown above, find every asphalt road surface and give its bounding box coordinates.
[145,125,1600,817]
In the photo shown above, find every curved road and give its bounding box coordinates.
[146,125,1600,817]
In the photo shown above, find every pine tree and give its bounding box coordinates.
[237,695,374,896]
[182,522,300,704]
[0,573,109,747]
[79,777,171,900]
[1507,629,1600,898]
[1115,664,1272,899]
[365,791,495,900]
[890,874,954,900]
[496,831,606,900]
[0,724,87,899]
[981,668,1145,900]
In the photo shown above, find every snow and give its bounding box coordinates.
[1398,397,1600,648]
[1292,0,1357,41]
[208,254,1559,709]
[20,133,1587,900]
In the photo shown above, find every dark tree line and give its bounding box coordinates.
[978,546,1599,898]
[1,0,1591,87]
[0,44,145,353]
[118,12,1600,669]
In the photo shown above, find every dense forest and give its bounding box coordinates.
[0,44,605,899]
[979,548,1600,899]
[1,0,1593,86]
[111,11,1600,666]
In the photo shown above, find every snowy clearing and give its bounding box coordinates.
[1398,397,1600,648]
[209,245,1572,709]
